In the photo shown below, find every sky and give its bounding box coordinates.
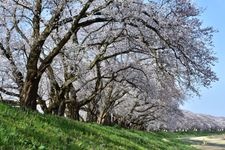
[182,0,225,116]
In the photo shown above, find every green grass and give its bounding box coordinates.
[0,103,197,150]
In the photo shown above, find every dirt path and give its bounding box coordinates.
[182,134,225,150]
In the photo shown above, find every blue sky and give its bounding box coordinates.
[182,0,225,116]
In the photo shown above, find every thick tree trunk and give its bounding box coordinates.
[58,101,66,116]
[97,111,105,124]
[86,106,98,122]
[97,111,113,125]
[20,76,40,110]
[67,102,80,120]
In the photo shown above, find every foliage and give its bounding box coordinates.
[0,0,218,130]
[165,110,225,132]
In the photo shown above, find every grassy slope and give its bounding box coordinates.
[0,103,195,150]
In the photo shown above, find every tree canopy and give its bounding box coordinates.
[0,0,218,129]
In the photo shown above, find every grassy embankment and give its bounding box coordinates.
[0,102,215,150]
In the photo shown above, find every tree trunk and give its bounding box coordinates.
[86,105,98,122]
[67,102,80,120]
[58,101,66,116]
[20,76,40,110]
[97,111,113,125]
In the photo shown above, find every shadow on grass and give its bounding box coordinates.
[46,118,147,149]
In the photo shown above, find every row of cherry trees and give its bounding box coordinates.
[0,0,217,129]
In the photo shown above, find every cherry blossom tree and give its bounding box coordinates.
[0,0,218,128]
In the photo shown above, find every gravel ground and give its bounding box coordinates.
[183,135,225,150]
